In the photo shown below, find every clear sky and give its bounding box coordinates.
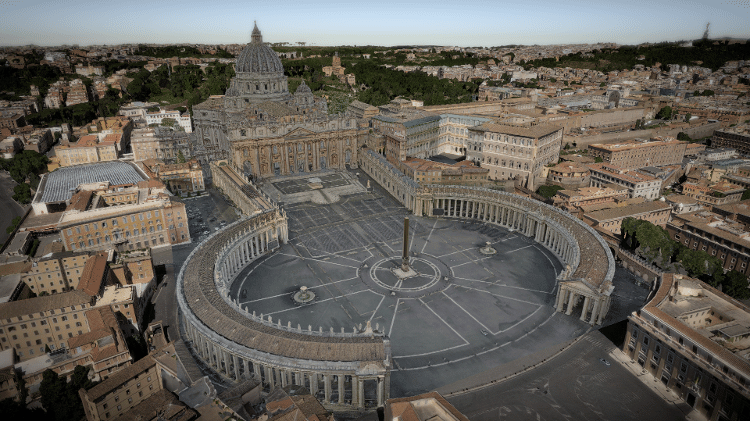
[1,0,749,47]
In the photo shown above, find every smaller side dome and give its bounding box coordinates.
[295,80,312,95]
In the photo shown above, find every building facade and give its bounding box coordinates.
[144,108,192,133]
[21,251,92,295]
[192,24,362,179]
[0,291,93,360]
[712,128,750,156]
[436,113,491,156]
[58,183,191,252]
[622,274,750,421]
[587,163,662,199]
[582,201,672,235]
[667,210,750,276]
[587,136,688,170]
[466,123,563,182]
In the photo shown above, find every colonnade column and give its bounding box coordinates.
[589,299,600,326]
[233,354,239,380]
[377,377,384,407]
[556,287,567,312]
[324,374,331,404]
[309,373,318,396]
[338,375,345,404]
[265,366,274,389]
[358,378,365,408]
[565,292,577,315]
[580,296,590,322]
[351,376,359,407]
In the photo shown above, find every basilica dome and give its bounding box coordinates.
[235,23,284,74]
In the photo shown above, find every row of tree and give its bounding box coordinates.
[621,218,750,299]
[348,61,479,106]
[522,39,750,73]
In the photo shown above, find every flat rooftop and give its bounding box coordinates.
[38,161,146,203]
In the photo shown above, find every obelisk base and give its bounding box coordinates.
[391,265,418,279]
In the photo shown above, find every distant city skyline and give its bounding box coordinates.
[1,0,749,47]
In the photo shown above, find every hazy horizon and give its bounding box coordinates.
[1,0,749,48]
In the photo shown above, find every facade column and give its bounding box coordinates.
[310,373,319,396]
[357,378,365,408]
[252,362,260,380]
[589,299,600,326]
[556,287,567,312]
[597,299,608,325]
[351,376,359,407]
[266,366,274,389]
[580,296,590,322]
[565,292,577,315]
[295,372,302,386]
[324,374,331,404]
[377,377,384,407]
[338,375,345,404]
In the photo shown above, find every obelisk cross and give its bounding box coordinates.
[402,216,410,271]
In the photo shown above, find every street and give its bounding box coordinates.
[443,330,693,421]
[0,172,28,246]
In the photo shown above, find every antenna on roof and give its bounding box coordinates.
[703,22,710,40]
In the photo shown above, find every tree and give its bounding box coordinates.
[721,270,750,299]
[594,157,603,163]
[39,367,92,421]
[536,185,564,199]
[6,216,22,234]
[742,189,750,201]
[176,150,186,163]
[677,246,724,285]
[684,113,692,122]
[12,183,31,204]
[656,106,673,120]
[677,132,692,142]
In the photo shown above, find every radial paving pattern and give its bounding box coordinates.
[231,191,592,395]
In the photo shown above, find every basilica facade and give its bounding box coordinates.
[192,23,363,180]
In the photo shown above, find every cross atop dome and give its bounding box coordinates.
[251,21,262,44]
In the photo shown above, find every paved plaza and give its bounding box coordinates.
[232,172,611,397]
[442,331,692,421]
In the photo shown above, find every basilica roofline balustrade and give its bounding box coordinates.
[226,115,359,135]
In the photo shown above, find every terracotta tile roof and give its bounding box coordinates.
[66,190,94,212]
[471,122,562,138]
[110,389,196,421]
[387,391,470,421]
[76,252,108,297]
[84,354,157,401]
[0,290,91,319]
[0,261,32,277]
[99,133,121,146]
[584,200,671,222]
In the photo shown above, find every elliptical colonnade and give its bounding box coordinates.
[177,208,390,411]
[359,150,616,325]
